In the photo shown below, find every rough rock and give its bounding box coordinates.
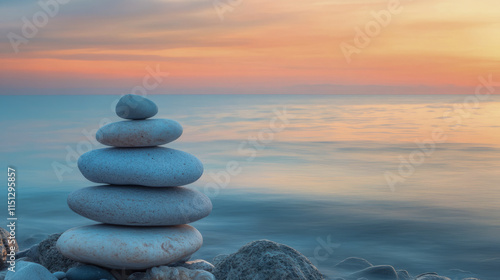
[15,244,39,262]
[96,119,182,147]
[212,254,228,267]
[56,224,203,270]
[213,240,324,280]
[67,186,212,226]
[116,94,158,120]
[78,147,203,187]
[36,233,82,273]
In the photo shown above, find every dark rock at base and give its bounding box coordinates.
[213,239,324,280]
[66,265,116,280]
[334,257,373,272]
[127,272,147,280]
[15,244,39,262]
[5,261,57,280]
[1,228,18,269]
[37,233,82,273]
[52,271,66,279]
[347,265,398,280]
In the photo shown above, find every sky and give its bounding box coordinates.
[0,0,499,95]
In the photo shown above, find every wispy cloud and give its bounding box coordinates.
[1,0,499,94]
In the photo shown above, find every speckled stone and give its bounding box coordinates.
[78,147,203,187]
[67,186,212,226]
[116,94,158,120]
[56,224,203,270]
[96,119,183,147]
[212,240,324,280]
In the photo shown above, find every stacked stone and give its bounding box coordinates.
[56,94,212,270]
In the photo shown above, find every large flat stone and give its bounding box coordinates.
[56,224,203,270]
[68,186,212,226]
[78,147,203,187]
[96,119,182,147]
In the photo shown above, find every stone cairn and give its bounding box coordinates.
[56,94,212,274]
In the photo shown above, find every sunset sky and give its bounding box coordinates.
[1,0,499,95]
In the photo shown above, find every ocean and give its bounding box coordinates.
[1,94,499,279]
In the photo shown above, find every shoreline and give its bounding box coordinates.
[2,232,483,280]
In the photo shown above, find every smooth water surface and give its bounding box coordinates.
[1,94,499,279]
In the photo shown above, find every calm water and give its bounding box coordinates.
[1,94,499,279]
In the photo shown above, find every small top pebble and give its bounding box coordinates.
[115,94,158,120]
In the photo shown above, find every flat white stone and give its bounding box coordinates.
[68,186,212,226]
[78,147,203,187]
[96,119,183,147]
[56,224,203,270]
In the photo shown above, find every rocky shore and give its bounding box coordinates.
[1,232,481,280]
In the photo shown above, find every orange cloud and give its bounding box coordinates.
[1,0,499,94]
